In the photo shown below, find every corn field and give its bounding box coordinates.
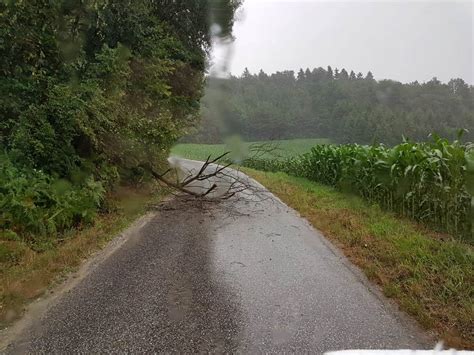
[244,136,474,241]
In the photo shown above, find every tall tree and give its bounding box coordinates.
[327,66,334,80]
[297,68,305,81]
[340,68,349,80]
[258,69,268,79]
[242,67,252,79]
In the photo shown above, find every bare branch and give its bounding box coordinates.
[144,143,280,203]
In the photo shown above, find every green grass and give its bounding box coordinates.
[243,168,474,349]
[171,138,330,161]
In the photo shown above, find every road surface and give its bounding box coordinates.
[4,158,431,353]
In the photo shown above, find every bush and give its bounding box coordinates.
[0,154,104,243]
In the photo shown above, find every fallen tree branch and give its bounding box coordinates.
[143,142,280,201]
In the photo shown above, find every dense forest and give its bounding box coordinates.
[189,67,474,145]
[0,0,240,240]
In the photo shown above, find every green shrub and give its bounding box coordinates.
[0,153,104,243]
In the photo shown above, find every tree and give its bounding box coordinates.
[312,67,327,82]
[448,78,471,103]
[327,66,334,80]
[340,68,349,80]
[242,67,252,79]
[297,68,305,81]
[349,70,356,80]
[366,71,374,80]
[258,69,268,80]
[0,0,242,175]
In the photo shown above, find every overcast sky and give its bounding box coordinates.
[212,0,473,84]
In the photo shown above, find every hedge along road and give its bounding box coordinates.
[3,158,433,353]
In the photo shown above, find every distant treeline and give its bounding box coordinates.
[188,67,474,145]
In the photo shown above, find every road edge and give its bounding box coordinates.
[0,210,158,352]
[242,168,438,348]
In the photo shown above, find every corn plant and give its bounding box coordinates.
[243,136,473,241]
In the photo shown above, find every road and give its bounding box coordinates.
[4,158,431,353]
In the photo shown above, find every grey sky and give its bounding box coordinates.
[213,0,473,83]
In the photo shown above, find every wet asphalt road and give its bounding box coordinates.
[6,159,430,353]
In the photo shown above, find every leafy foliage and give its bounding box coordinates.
[0,0,240,245]
[0,153,104,242]
[1,0,207,174]
[244,136,473,241]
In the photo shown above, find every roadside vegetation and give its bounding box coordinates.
[174,135,473,240]
[172,138,330,161]
[0,183,165,327]
[0,1,239,245]
[243,168,473,348]
[0,0,241,327]
[244,135,473,241]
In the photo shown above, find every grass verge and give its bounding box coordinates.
[244,168,473,349]
[0,183,165,329]
[171,138,330,161]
